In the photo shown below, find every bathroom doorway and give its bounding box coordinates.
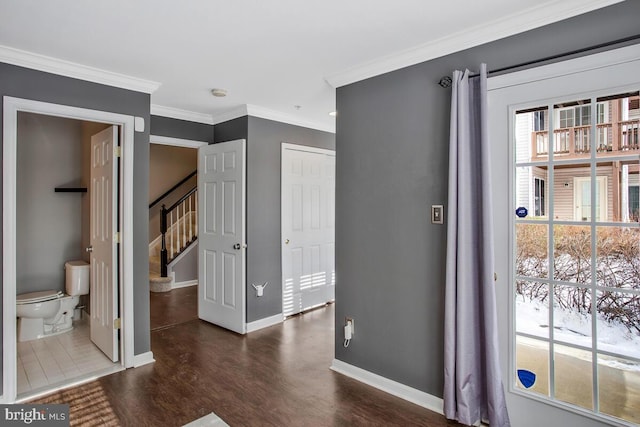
[14,113,120,399]
[3,97,136,403]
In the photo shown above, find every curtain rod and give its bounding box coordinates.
[438,33,640,88]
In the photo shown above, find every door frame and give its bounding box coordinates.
[280,143,336,317]
[2,96,136,403]
[488,43,640,426]
[149,134,207,288]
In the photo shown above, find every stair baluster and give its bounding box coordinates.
[160,204,168,278]
[157,186,199,278]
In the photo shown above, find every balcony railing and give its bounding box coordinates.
[532,119,640,159]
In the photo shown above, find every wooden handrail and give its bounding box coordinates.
[149,170,196,209]
[166,186,197,213]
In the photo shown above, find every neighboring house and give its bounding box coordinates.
[515,94,640,222]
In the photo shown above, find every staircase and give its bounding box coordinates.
[149,178,198,292]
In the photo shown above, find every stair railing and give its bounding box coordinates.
[149,170,196,209]
[160,187,198,277]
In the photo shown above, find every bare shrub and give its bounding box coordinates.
[516,224,639,332]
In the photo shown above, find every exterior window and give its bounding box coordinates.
[597,103,605,124]
[559,105,591,128]
[533,110,546,132]
[630,186,639,221]
[534,177,545,217]
[559,108,574,128]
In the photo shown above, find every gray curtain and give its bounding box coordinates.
[443,64,510,426]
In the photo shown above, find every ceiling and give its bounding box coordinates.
[0,0,621,133]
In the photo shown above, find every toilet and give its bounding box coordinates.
[16,260,90,342]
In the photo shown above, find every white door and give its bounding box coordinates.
[198,140,246,334]
[89,126,119,362]
[574,176,607,221]
[281,144,335,317]
[489,46,640,426]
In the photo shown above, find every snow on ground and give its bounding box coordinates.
[515,296,640,371]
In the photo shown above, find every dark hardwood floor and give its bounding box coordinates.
[33,292,457,426]
[149,286,198,331]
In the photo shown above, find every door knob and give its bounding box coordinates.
[233,243,241,250]
[85,246,93,253]
[285,239,290,244]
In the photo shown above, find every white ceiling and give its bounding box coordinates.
[0,0,621,132]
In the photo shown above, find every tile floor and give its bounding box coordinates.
[17,317,120,398]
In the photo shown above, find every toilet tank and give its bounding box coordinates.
[65,260,90,295]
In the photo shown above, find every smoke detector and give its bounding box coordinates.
[211,88,227,97]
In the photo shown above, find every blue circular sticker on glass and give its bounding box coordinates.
[515,207,528,218]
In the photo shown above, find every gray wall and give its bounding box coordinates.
[214,116,335,323]
[171,243,198,283]
[0,63,152,394]
[17,113,84,293]
[150,115,213,142]
[335,0,640,404]
[214,116,248,143]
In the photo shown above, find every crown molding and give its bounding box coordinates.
[212,104,335,134]
[150,104,214,125]
[0,45,161,94]
[149,135,208,148]
[245,104,335,134]
[211,105,249,125]
[325,0,623,88]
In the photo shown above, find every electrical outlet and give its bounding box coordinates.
[345,317,354,335]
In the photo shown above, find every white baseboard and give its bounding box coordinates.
[133,351,155,367]
[173,280,197,289]
[246,313,283,333]
[330,359,444,415]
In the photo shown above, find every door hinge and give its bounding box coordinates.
[114,318,121,330]
[114,146,121,157]
[114,232,120,243]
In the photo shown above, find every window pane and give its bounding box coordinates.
[553,225,591,284]
[596,290,640,360]
[516,335,549,396]
[598,354,640,424]
[515,166,548,219]
[516,224,548,279]
[516,280,549,339]
[594,158,640,223]
[596,227,640,291]
[516,107,549,163]
[554,344,593,410]
[596,92,640,159]
[554,100,591,159]
[553,285,592,349]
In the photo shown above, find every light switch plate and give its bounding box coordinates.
[432,205,444,224]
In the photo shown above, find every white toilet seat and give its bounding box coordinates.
[16,290,64,305]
